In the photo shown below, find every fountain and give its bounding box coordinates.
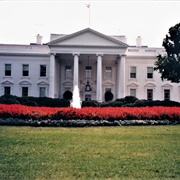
[70,85,81,109]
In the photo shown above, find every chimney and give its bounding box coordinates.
[36,34,43,45]
[136,36,142,47]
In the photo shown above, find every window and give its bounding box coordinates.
[4,87,11,95]
[147,89,153,101]
[22,64,29,76]
[105,88,111,92]
[164,89,170,101]
[130,67,136,78]
[86,66,92,78]
[130,89,136,97]
[22,87,28,97]
[40,65,46,77]
[65,66,72,78]
[105,66,112,78]
[147,67,153,79]
[5,64,11,76]
[85,94,91,101]
[39,87,46,97]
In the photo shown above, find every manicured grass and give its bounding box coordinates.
[0,126,179,179]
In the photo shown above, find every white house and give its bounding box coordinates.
[0,28,179,102]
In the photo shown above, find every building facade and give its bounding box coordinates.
[0,28,179,102]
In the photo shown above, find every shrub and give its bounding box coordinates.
[0,95,70,107]
[0,95,180,108]
[105,91,114,102]
[24,100,38,106]
[132,99,149,107]
[63,90,73,100]
[82,100,100,107]
[124,96,138,103]
[0,95,20,104]
[39,98,70,107]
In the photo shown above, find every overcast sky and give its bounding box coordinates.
[0,0,180,47]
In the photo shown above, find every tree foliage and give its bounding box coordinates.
[154,23,180,83]
[105,91,114,102]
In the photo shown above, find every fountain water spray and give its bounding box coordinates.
[70,85,81,109]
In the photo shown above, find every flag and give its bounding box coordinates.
[86,3,90,8]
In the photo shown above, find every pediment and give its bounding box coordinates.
[48,28,128,48]
[161,83,173,88]
[19,80,31,85]
[103,81,115,86]
[62,81,73,86]
[127,83,139,87]
[1,80,14,85]
[145,83,156,87]
[37,81,49,86]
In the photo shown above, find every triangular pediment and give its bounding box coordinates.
[1,80,14,85]
[48,28,128,48]
[127,83,139,87]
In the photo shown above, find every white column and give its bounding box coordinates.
[117,56,121,99]
[117,54,126,98]
[73,54,79,89]
[96,54,103,101]
[49,53,56,98]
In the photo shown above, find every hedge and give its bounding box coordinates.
[0,95,179,107]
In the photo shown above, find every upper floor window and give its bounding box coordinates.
[164,89,170,101]
[105,66,112,78]
[130,89,136,97]
[130,67,136,78]
[65,66,72,79]
[40,65,46,77]
[22,64,29,76]
[86,66,92,78]
[22,87,28,97]
[147,67,153,79]
[147,89,153,101]
[5,64,11,76]
[4,86,11,96]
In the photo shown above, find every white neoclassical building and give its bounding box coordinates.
[0,28,179,102]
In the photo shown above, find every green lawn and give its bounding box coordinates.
[0,126,179,180]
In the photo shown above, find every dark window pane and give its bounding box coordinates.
[40,65,46,77]
[4,87,11,95]
[22,87,28,97]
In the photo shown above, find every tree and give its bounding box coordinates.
[154,22,180,83]
[105,91,114,102]
[63,90,72,100]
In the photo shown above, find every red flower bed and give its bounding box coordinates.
[0,104,179,120]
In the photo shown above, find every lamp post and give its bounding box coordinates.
[85,56,92,92]
[85,81,91,91]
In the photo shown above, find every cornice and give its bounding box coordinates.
[126,55,157,59]
[0,52,50,57]
[49,44,125,49]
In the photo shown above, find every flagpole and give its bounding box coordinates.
[86,3,90,28]
[89,4,90,28]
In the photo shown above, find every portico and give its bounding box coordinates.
[47,28,128,101]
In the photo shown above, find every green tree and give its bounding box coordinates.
[154,22,180,83]
[105,91,114,102]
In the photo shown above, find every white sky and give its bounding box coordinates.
[0,0,180,47]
